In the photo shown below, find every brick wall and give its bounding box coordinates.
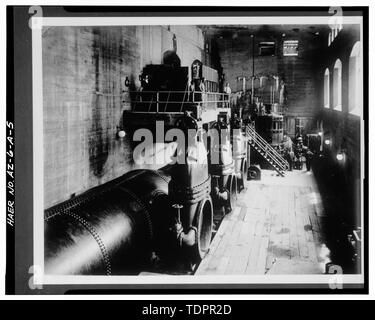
[217,27,326,122]
[315,24,361,173]
[43,25,204,208]
[313,24,362,229]
[316,25,360,114]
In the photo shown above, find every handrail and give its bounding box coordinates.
[130,100,231,104]
[246,127,287,172]
[126,90,231,112]
[247,127,288,171]
[246,128,287,172]
[246,125,289,171]
[246,124,288,168]
[249,129,288,171]
[147,95,154,112]
[256,133,288,168]
[179,85,189,112]
[127,90,230,95]
[129,99,230,102]
[164,91,171,112]
[126,90,231,99]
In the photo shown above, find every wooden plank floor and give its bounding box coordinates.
[195,169,327,275]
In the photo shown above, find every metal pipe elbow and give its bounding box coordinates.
[177,226,198,247]
[212,186,229,202]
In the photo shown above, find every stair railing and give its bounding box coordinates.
[246,125,289,172]
[246,124,289,169]
[246,125,287,172]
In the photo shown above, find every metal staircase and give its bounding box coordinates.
[245,124,289,177]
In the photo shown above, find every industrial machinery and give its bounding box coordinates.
[166,113,213,262]
[45,169,171,275]
[209,114,237,214]
[255,113,284,146]
[44,59,251,275]
[231,115,248,192]
[237,73,290,174]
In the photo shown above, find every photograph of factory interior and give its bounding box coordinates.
[43,20,363,277]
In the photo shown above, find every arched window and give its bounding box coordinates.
[333,59,342,111]
[324,68,330,108]
[349,41,362,116]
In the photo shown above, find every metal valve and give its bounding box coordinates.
[172,203,183,223]
[171,204,183,237]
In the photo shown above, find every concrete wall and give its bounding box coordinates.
[43,25,204,208]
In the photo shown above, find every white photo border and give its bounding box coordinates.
[32,14,365,287]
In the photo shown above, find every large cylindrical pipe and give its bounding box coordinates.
[44,169,170,276]
[232,132,247,192]
[169,113,211,230]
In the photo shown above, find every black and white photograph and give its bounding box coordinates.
[4,4,369,296]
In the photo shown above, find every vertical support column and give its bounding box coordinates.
[156,91,159,113]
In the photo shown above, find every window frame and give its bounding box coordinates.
[324,68,330,109]
[348,41,362,116]
[333,59,342,111]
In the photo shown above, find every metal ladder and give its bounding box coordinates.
[245,124,289,177]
